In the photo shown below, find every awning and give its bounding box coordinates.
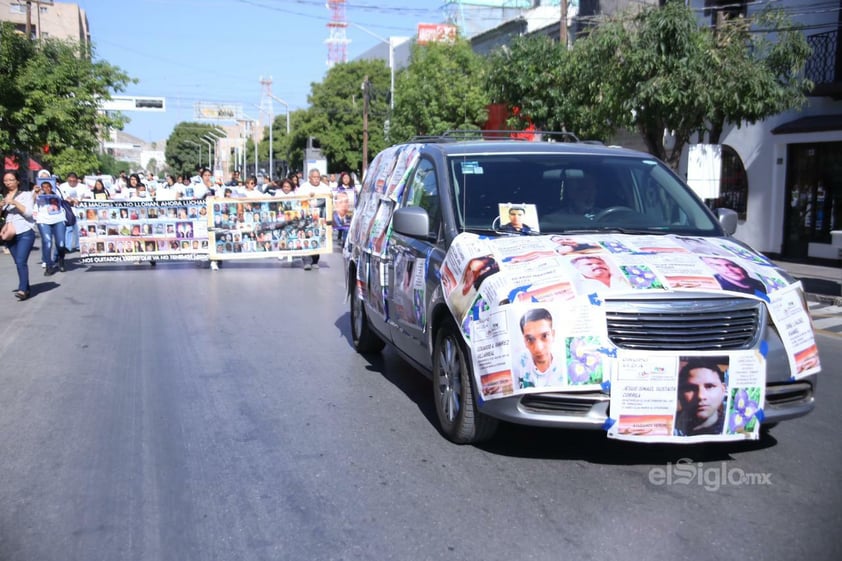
[771,114,842,134]
[4,155,43,171]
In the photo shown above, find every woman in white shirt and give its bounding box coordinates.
[3,171,36,300]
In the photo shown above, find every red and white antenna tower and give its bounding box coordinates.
[326,0,349,68]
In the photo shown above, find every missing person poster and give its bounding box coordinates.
[607,350,766,443]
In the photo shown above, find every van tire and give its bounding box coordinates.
[432,319,498,444]
[350,280,385,353]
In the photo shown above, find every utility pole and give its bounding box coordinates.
[259,76,277,180]
[361,76,370,178]
[25,1,32,39]
[560,0,568,48]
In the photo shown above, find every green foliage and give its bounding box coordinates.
[483,3,810,169]
[290,59,390,174]
[561,1,811,168]
[0,23,133,163]
[47,147,101,178]
[96,151,134,177]
[391,39,491,142]
[165,122,223,177]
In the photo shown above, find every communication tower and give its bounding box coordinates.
[326,0,349,67]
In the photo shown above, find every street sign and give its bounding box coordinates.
[194,102,243,121]
[100,96,166,112]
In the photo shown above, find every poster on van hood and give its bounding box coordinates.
[440,232,820,442]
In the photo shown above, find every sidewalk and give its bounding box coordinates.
[773,259,842,305]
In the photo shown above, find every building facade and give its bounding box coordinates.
[0,0,89,44]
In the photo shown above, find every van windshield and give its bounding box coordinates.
[447,153,722,236]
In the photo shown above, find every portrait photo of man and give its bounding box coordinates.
[674,357,729,437]
[571,255,628,290]
[513,307,564,389]
[500,205,534,234]
[701,256,767,295]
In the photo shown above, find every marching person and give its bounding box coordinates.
[3,171,36,300]
[58,172,84,252]
[33,180,68,274]
[302,169,332,271]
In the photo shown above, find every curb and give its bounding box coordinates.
[807,292,842,306]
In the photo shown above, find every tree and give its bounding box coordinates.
[564,1,811,169]
[48,147,100,178]
[96,151,134,177]
[301,59,390,173]
[165,122,221,176]
[0,23,133,163]
[391,39,491,142]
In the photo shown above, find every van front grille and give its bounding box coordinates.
[605,298,762,351]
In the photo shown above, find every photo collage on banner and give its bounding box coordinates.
[437,230,820,443]
[77,199,209,263]
[208,196,332,259]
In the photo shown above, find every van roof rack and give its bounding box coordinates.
[407,129,581,143]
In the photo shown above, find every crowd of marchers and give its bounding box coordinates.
[1,165,360,298]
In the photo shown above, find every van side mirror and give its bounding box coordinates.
[393,206,431,239]
[717,208,738,236]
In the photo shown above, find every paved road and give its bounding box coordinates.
[0,250,840,561]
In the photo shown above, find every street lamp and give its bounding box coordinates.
[199,137,213,171]
[204,128,226,171]
[237,114,259,178]
[267,94,290,135]
[351,23,395,111]
[268,94,291,181]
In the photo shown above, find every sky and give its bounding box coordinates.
[75,0,451,143]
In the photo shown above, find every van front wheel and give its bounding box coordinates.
[432,319,498,444]
[350,280,385,354]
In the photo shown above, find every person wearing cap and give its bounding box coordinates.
[501,205,533,234]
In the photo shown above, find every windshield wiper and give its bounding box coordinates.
[559,227,659,235]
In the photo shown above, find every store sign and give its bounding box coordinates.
[416,23,457,44]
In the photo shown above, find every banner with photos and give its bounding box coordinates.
[76,199,210,263]
[208,196,332,259]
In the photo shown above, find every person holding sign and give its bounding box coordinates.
[674,358,728,437]
[33,180,67,275]
[514,308,564,389]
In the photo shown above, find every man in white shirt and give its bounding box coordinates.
[302,169,332,271]
[58,172,87,251]
[513,308,564,389]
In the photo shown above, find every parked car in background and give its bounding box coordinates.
[344,132,820,445]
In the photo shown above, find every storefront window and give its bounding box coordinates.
[705,145,748,220]
[783,141,842,257]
